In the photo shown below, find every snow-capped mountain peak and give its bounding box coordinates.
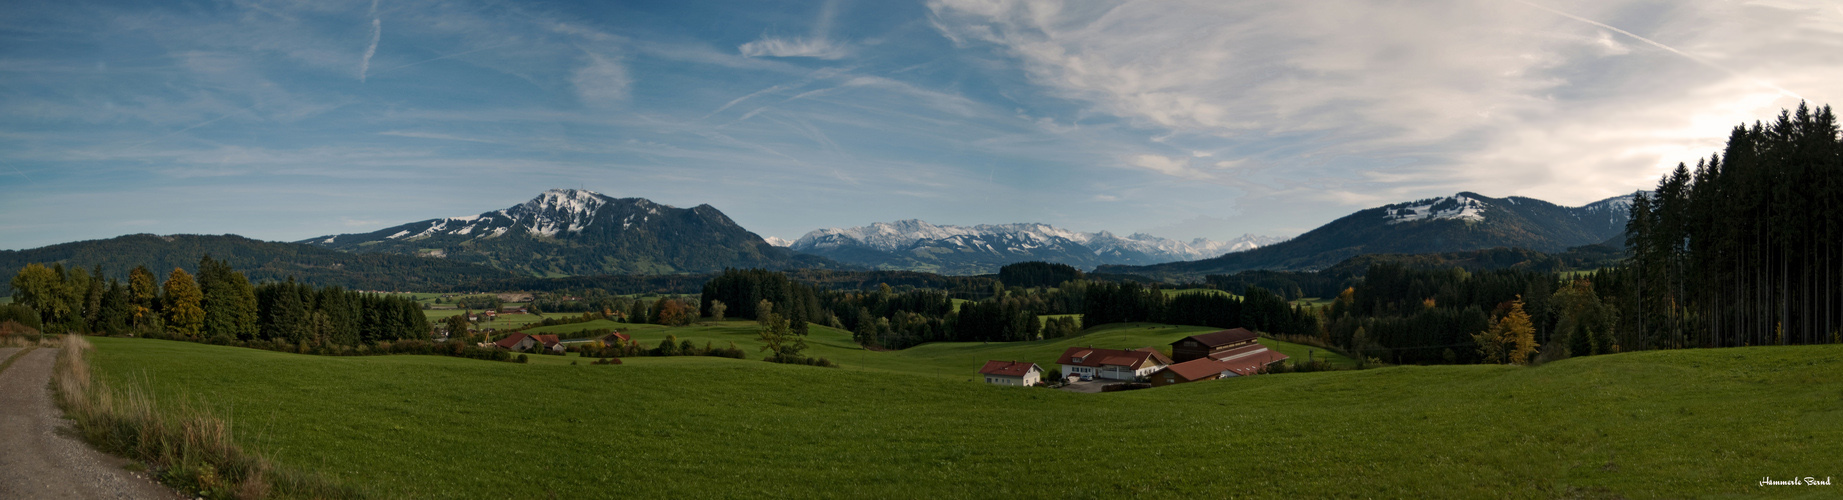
[1382,193,1488,224]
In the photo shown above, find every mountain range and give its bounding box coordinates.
[786,219,1284,274]
[300,189,835,276]
[1096,191,1638,280]
[5,189,1640,293]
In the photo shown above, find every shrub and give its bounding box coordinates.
[517,354,529,364]
[0,304,42,330]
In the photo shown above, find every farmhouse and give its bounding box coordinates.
[1150,343,1290,386]
[493,332,538,351]
[1170,328,1260,362]
[599,332,631,345]
[978,361,1042,386]
[1056,346,1172,382]
[532,334,564,353]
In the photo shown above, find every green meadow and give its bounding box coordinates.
[82,326,1843,498]
[515,320,1354,374]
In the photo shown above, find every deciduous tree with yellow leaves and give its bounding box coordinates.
[1474,295,1539,365]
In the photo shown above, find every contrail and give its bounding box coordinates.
[1511,0,1803,100]
[130,108,249,149]
[359,0,382,82]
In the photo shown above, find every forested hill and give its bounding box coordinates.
[1097,191,1638,280]
[302,189,842,276]
[0,234,516,294]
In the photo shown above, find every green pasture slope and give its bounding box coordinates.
[85,335,1842,498]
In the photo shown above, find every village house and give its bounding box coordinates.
[532,334,564,353]
[978,361,1042,386]
[493,332,538,351]
[598,331,631,346]
[1170,328,1261,362]
[1150,343,1290,387]
[495,332,565,353]
[1056,346,1172,382]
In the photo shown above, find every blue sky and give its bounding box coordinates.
[2,0,1837,250]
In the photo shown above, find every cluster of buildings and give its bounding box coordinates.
[976,328,1290,388]
[491,332,565,353]
[487,331,630,354]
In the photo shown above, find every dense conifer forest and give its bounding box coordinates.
[1620,103,1842,349]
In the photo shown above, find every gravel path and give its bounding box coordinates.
[0,347,177,499]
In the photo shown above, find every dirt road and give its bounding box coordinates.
[0,347,176,499]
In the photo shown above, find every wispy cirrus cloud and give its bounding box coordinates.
[739,37,850,59]
[739,0,851,59]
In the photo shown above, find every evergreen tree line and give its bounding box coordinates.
[1322,263,1567,364]
[1081,281,1321,337]
[996,261,1084,288]
[697,269,825,334]
[252,279,431,346]
[1623,102,1843,349]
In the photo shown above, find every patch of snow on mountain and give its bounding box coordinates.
[508,189,610,237]
[1383,194,1487,224]
[385,230,411,240]
[763,236,792,247]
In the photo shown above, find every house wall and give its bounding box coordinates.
[984,374,1024,386]
[1173,340,1212,363]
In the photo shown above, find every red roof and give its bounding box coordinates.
[532,334,561,347]
[603,332,630,342]
[1218,347,1289,376]
[1206,343,1274,362]
[1173,328,1259,348]
[978,360,1041,377]
[493,332,531,349]
[1056,346,1172,369]
[1160,345,1290,379]
[1161,358,1234,381]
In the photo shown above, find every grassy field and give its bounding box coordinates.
[514,320,1354,375]
[84,335,1843,498]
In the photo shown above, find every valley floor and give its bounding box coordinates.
[80,326,1843,498]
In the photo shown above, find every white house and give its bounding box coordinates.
[978,360,1043,386]
[1055,346,1172,382]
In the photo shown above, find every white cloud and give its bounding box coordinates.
[571,52,631,106]
[738,37,850,59]
[1129,154,1208,180]
[928,0,1843,204]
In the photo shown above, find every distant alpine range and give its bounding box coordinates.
[784,219,1284,275]
[5,188,1641,291]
